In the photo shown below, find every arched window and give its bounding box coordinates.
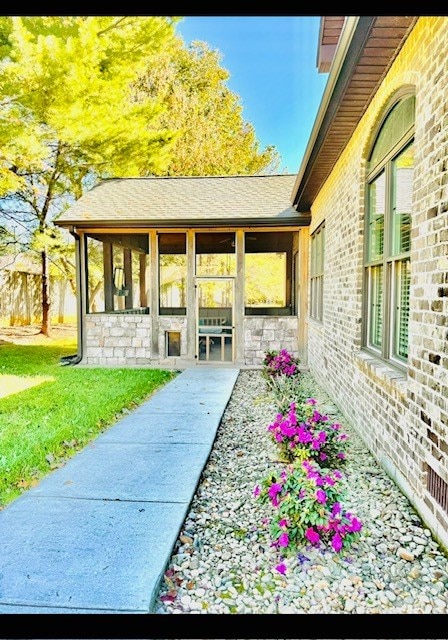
[364,94,415,365]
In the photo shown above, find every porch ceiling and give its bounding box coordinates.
[292,15,418,213]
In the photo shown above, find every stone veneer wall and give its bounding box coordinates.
[243,316,299,365]
[84,314,151,365]
[157,316,188,364]
[307,17,448,550]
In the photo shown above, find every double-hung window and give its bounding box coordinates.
[364,94,415,366]
[310,223,325,321]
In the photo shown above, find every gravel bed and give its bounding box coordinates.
[153,370,448,614]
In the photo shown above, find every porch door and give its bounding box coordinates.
[196,278,234,363]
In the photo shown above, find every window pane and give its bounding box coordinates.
[367,172,385,261]
[310,225,324,321]
[393,258,410,360]
[245,253,286,306]
[369,95,415,169]
[392,143,414,256]
[369,265,383,349]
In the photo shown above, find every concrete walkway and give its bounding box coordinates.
[0,367,239,614]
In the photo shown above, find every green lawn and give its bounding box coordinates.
[0,339,177,508]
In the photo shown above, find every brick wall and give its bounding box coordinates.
[307,17,448,549]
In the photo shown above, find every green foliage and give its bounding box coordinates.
[136,37,281,176]
[255,460,362,556]
[0,16,281,333]
[267,399,349,469]
[0,16,181,332]
[0,341,176,507]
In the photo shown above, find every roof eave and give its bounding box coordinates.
[55,216,311,230]
[292,15,372,212]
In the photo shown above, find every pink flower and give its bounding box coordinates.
[332,502,342,516]
[349,516,362,532]
[279,519,288,528]
[305,527,320,545]
[278,532,289,548]
[306,398,317,405]
[275,562,287,575]
[331,532,343,552]
[268,483,282,499]
[253,485,260,498]
[316,489,327,504]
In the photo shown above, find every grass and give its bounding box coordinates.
[0,336,177,508]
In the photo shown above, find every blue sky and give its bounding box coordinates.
[176,16,329,175]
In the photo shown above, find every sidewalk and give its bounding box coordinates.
[0,366,239,614]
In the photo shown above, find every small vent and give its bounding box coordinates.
[427,465,448,513]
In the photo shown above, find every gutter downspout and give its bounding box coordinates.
[291,15,361,207]
[68,225,83,365]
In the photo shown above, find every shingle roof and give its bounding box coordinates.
[56,174,309,228]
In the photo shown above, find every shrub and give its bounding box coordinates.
[267,398,348,469]
[263,348,300,381]
[254,459,362,557]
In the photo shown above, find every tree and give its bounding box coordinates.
[0,17,282,335]
[136,36,281,176]
[0,16,180,334]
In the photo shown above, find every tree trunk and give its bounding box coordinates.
[40,249,51,336]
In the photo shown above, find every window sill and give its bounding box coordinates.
[354,350,407,396]
[306,316,324,331]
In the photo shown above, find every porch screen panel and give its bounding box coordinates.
[244,231,293,316]
[86,236,105,313]
[159,233,187,315]
[195,232,236,276]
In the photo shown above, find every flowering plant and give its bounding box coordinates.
[267,398,348,469]
[254,459,362,557]
[263,348,300,380]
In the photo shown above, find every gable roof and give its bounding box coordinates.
[56,174,308,229]
[292,15,418,213]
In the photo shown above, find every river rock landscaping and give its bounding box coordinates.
[154,368,448,614]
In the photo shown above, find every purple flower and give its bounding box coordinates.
[337,452,346,460]
[278,532,289,548]
[331,532,343,552]
[349,516,362,532]
[253,485,260,498]
[306,398,317,406]
[332,502,342,516]
[275,562,287,575]
[305,527,320,545]
[319,452,328,461]
[316,489,327,504]
[268,483,282,499]
[279,519,288,528]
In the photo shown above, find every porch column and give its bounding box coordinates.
[79,231,88,358]
[103,241,114,312]
[235,229,245,364]
[123,248,133,309]
[298,227,309,365]
[149,230,159,358]
[186,229,196,361]
[139,253,147,308]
